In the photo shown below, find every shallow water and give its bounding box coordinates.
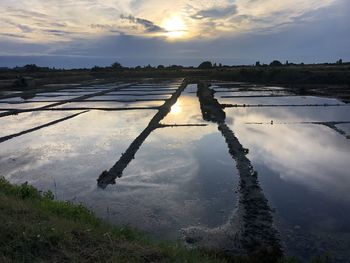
[52,101,164,108]
[218,87,350,262]
[1,80,349,261]
[0,102,52,110]
[86,94,171,100]
[218,95,345,105]
[0,109,157,187]
[335,123,350,134]
[0,111,79,138]
[94,126,239,239]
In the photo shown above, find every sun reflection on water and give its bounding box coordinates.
[170,103,182,114]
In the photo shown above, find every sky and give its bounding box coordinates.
[0,0,349,68]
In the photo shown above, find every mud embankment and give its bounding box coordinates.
[97,79,187,189]
[183,81,282,258]
[196,83,226,122]
[0,98,166,104]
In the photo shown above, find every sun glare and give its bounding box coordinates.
[162,16,187,39]
[170,103,182,114]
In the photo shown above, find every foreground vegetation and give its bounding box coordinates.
[0,178,333,262]
[0,177,227,263]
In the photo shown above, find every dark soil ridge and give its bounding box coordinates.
[0,107,159,112]
[32,92,173,97]
[97,79,187,188]
[0,98,166,104]
[183,81,282,259]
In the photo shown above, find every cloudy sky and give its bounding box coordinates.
[0,0,349,68]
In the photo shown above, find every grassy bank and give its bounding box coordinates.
[0,178,330,263]
[0,177,226,263]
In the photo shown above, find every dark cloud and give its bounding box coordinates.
[3,20,34,33]
[0,33,28,39]
[90,24,125,34]
[44,29,74,36]
[120,14,165,33]
[192,4,237,19]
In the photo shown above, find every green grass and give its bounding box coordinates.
[0,177,223,262]
[0,178,331,263]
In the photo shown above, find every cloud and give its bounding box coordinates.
[0,0,340,42]
[0,33,28,39]
[192,4,238,19]
[0,0,348,66]
[120,14,165,33]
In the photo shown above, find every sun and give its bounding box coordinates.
[162,16,187,39]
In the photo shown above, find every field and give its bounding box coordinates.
[0,67,349,262]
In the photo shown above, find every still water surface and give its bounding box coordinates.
[0,80,349,261]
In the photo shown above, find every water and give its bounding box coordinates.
[218,95,345,105]
[52,101,164,108]
[217,85,350,262]
[1,80,349,261]
[0,102,52,110]
[87,94,171,100]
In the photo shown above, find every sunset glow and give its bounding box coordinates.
[162,16,187,39]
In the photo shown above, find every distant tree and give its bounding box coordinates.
[157,65,165,69]
[213,63,217,68]
[269,60,283,67]
[218,63,222,67]
[255,61,261,67]
[336,59,343,64]
[168,65,183,69]
[135,66,142,69]
[92,65,103,71]
[23,64,40,71]
[111,62,122,69]
[285,60,289,65]
[198,61,213,69]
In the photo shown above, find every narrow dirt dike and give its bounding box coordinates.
[183,81,282,259]
[97,79,188,189]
